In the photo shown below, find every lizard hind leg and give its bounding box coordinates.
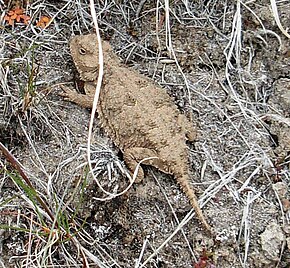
[177,176,212,233]
[123,147,158,183]
[177,114,197,142]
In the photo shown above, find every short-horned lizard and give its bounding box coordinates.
[60,34,211,232]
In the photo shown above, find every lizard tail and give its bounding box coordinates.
[177,176,212,233]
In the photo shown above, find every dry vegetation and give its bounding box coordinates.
[0,0,289,267]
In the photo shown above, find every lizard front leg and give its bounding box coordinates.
[59,83,95,108]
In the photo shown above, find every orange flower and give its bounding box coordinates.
[36,16,51,29]
[4,7,31,25]
[21,14,31,25]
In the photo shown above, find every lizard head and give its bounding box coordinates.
[70,34,99,81]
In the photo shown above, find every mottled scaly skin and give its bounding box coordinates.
[60,34,211,232]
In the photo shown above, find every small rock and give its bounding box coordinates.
[287,237,290,250]
[260,221,285,261]
[281,198,290,212]
[272,182,288,199]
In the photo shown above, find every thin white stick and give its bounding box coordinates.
[87,0,107,195]
[269,0,290,39]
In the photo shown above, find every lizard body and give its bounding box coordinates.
[61,34,211,232]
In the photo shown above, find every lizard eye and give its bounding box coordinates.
[79,48,87,55]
